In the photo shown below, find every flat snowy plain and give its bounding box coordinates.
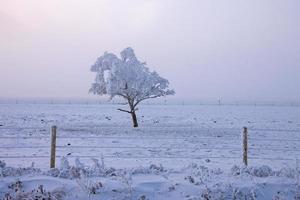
[0,104,299,199]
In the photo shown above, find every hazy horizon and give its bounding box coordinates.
[1,0,299,102]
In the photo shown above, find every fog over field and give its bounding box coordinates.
[1,0,300,103]
[1,1,300,199]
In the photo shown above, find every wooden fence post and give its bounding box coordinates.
[50,126,57,168]
[296,158,300,185]
[243,127,248,166]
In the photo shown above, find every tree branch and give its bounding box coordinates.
[133,94,163,108]
[116,93,128,99]
[117,108,132,113]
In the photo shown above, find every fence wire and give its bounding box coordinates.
[0,126,299,163]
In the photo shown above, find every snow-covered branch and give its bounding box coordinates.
[90,47,174,102]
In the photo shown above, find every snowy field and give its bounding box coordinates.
[0,104,300,199]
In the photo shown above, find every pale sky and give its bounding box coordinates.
[0,0,299,102]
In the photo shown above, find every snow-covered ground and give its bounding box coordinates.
[0,104,299,199]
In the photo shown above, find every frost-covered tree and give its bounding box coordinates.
[89,47,175,127]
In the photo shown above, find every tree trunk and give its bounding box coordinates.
[131,111,138,127]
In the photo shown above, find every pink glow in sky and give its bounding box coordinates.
[0,0,299,102]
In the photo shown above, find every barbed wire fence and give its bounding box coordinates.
[0,98,299,107]
[0,126,299,169]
